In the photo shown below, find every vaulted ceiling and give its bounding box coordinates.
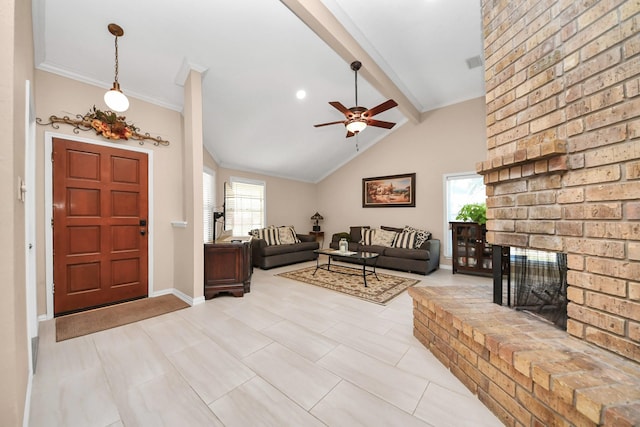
[33,0,484,182]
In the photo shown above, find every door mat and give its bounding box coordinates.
[277,265,420,305]
[55,294,189,341]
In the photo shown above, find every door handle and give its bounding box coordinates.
[140,229,146,236]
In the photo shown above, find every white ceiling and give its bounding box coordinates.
[32,0,484,183]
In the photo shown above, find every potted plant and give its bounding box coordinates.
[456,202,487,225]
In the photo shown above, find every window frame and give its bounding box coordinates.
[442,172,486,258]
[225,176,266,236]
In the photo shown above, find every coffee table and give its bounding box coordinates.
[313,249,380,287]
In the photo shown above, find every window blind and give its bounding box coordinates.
[225,178,265,236]
[203,171,216,242]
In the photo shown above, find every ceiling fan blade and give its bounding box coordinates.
[329,101,351,115]
[314,120,346,127]
[346,131,355,138]
[367,119,396,129]
[365,99,398,117]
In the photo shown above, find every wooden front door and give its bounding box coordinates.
[53,138,149,315]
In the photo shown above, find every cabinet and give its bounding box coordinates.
[450,222,492,276]
[204,239,252,299]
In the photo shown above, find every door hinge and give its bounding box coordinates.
[51,152,54,162]
[51,217,54,228]
[52,283,55,294]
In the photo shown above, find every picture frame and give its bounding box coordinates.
[362,173,416,208]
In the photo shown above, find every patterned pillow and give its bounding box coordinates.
[360,228,376,245]
[403,226,431,248]
[258,227,281,245]
[277,226,300,244]
[371,228,397,247]
[393,231,417,249]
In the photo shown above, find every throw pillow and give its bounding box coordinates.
[258,227,281,246]
[360,228,376,245]
[393,231,417,249]
[371,228,397,247]
[277,226,300,244]
[404,226,431,248]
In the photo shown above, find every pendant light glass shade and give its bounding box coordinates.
[346,119,367,133]
[104,83,129,112]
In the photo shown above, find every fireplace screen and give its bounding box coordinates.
[510,248,568,329]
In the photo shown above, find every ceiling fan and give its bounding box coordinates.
[314,61,398,138]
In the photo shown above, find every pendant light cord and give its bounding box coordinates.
[113,36,119,84]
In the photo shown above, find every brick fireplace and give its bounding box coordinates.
[410,1,640,425]
[477,0,639,363]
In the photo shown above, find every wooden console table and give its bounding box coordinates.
[204,238,252,299]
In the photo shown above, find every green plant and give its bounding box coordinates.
[333,232,351,241]
[456,203,487,225]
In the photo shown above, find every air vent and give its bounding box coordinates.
[466,55,483,69]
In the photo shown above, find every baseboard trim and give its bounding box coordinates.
[151,288,202,306]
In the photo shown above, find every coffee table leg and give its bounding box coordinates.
[362,260,368,287]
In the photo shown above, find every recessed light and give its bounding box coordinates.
[296,89,306,100]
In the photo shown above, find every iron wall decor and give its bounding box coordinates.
[37,106,169,146]
[362,173,416,208]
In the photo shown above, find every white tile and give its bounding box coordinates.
[318,344,428,413]
[141,314,209,355]
[311,380,431,427]
[32,334,101,385]
[92,323,172,391]
[209,377,325,427]
[397,346,472,396]
[29,366,120,427]
[414,382,503,427]
[116,371,223,427]
[222,303,284,330]
[261,319,339,362]
[201,316,272,358]
[322,320,410,365]
[242,342,341,410]
[30,263,501,427]
[167,339,255,404]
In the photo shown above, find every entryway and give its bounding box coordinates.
[52,137,149,315]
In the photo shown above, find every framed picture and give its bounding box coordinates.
[362,173,416,208]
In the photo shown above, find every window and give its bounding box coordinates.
[203,169,216,242]
[224,177,266,236]
[443,172,485,258]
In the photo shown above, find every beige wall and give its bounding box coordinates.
[317,97,487,264]
[216,168,318,234]
[34,71,186,310]
[1,0,33,424]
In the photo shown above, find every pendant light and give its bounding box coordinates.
[104,23,129,112]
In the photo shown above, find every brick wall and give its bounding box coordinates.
[477,0,640,362]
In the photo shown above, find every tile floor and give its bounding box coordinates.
[29,261,503,427]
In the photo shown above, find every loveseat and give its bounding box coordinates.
[251,226,319,269]
[330,225,439,275]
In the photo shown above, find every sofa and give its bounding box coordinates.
[251,226,319,269]
[330,225,440,275]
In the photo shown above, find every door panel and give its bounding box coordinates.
[53,138,148,315]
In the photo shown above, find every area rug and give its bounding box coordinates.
[277,265,420,305]
[55,294,189,342]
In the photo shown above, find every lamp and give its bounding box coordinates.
[310,212,324,231]
[346,118,367,134]
[104,23,129,113]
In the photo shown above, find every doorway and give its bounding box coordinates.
[52,137,149,315]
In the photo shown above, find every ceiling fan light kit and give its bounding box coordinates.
[314,60,398,138]
[104,23,130,113]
